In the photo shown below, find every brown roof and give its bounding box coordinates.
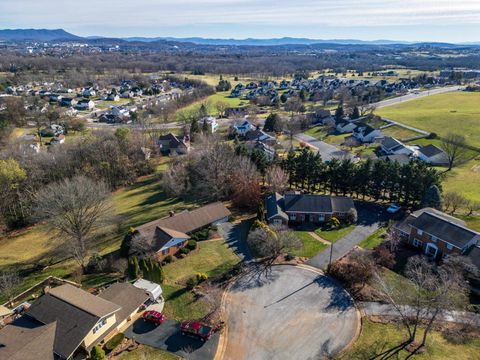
[98,283,149,325]
[136,202,231,243]
[0,316,56,360]
[49,284,121,318]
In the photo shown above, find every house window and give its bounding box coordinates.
[289,214,296,220]
[417,229,423,236]
[431,236,437,243]
[93,318,107,334]
[412,238,422,248]
[446,243,453,250]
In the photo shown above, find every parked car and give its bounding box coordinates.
[180,321,215,342]
[387,203,401,214]
[143,310,166,326]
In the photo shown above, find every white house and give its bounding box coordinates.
[353,124,382,143]
[381,136,414,155]
[76,99,95,110]
[233,120,253,136]
[111,106,130,119]
[202,116,219,133]
[416,144,449,166]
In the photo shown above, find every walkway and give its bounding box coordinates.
[361,302,480,328]
[308,231,330,245]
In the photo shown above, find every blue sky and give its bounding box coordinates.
[1,0,480,42]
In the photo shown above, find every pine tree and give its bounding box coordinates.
[335,104,344,121]
[256,201,266,222]
[91,345,106,360]
[190,118,200,136]
[421,184,443,210]
[202,119,209,133]
[128,256,140,280]
[351,106,360,119]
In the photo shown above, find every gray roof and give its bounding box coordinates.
[418,144,445,158]
[395,207,467,235]
[381,137,404,151]
[379,154,411,165]
[265,193,288,221]
[283,194,355,214]
[410,212,478,248]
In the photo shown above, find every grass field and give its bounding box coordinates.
[377,92,480,147]
[442,158,480,203]
[381,125,424,140]
[315,225,356,243]
[338,318,480,360]
[163,240,240,283]
[359,228,386,249]
[292,231,328,258]
[119,345,180,360]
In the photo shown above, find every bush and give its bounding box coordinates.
[427,132,438,139]
[373,247,396,269]
[190,228,210,241]
[163,255,173,264]
[345,209,358,225]
[196,272,208,282]
[186,276,198,289]
[91,345,106,360]
[85,252,105,274]
[285,253,295,261]
[104,333,125,352]
[187,240,197,250]
[327,217,341,229]
[180,247,190,255]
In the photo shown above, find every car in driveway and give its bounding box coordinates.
[387,203,401,214]
[143,310,166,326]
[180,321,215,342]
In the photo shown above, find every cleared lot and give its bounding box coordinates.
[222,265,359,360]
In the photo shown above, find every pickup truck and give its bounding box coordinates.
[143,310,166,326]
[180,321,215,342]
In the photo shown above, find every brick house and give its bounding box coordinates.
[393,208,480,259]
[131,202,231,260]
[265,192,355,227]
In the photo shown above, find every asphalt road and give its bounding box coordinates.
[222,265,359,360]
[124,318,219,360]
[295,133,353,162]
[308,203,386,270]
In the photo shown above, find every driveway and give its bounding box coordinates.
[308,202,386,270]
[217,219,253,261]
[221,265,359,360]
[124,318,219,360]
[295,133,353,162]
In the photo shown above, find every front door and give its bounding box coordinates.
[425,243,438,258]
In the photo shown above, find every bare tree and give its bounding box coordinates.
[265,165,289,193]
[0,271,21,305]
[33,176,114,272]
[443,191,468,215]
[466,200,480,217]
[441,133,470,171]
[215,100,228,118]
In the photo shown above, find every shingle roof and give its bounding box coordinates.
[381,136,404,151]
[394,207,466,235]
[136,202,231,246]
[283,194,354,214]
[411,212,478,248]
[265,193,288,221]
[418,144,445,158]
[0,316,56,360]
[98,283,149,326]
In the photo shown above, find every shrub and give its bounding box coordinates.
[104,333,125,352]
[127,256,140,280]
[345,209,358,225]
[180,247,190,255]
[164,255,173,264]
[190,228,210,241]
[373,247,396,269]
[196,272,208,282]
[91,345,106,360]
[187,240,197,250]
[285,253,295,261]
[327,217,340,229]
[427,132,438,139]
[85,252,105,274]
[186,276,198,289]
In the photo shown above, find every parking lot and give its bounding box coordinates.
[221,265,359,360]
[124,318,219,360]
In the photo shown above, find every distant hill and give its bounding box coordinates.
[0,29,82,41]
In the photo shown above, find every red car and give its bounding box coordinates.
[180,321,215,342]
[143,310,166,326]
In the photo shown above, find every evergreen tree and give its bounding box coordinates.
[334,104,344,121]
[197,104,208,119]
[256,201,266,222]
[120,228,135,258]
[263,113,279,132]
[351,106,360,119]
[91,345,106,360]
[202,119,209,133]
[190,118,200,136]
[421,185,443,210]
[128,256,140,280]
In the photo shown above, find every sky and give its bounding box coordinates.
[1,0,480,42]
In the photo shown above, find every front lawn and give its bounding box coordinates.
[315,225,356,243]
[338,318,480,360]
[163,239,240,283]
[359,228,386,249]
[161,283,210,321]
[119,345,180,360]
[292,231,328,258]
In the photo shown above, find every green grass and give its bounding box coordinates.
[304,126,327,140]
[382,125,424,140]
[162,283,210,321]
[338,318,480,360]
[292,231,328,258]
[377,92,480,147]
[119,345,180,360]
[460,215,480,232]
[315,225,356,243]
[442,158,480,203]
[163,240,240,283]
[359,228,386,249]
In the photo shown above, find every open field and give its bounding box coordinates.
[442,158,480,203]
[338,318,480,360]
[175,91,246,120]
[381,125,424,140]
[377,92,480,147]
[292,231,328,257]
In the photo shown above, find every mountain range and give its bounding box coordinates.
[0,28,478,46]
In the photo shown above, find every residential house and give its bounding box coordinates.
[393,208,480,259]
[82,88,96,98]
[380,137,414,156]
[416,144,449,166]
[379,154,411,166]
[336,120,357,134]
[40,124,64,137]
[132,202,231,259]
[106,93,120,102]
[158,133,190,155]
[247,141,276,160]
[50,134,65,145]
[201,116,219,134]
[59,97,78,107]
[0,283,150,359]
[233,120,253,136]
[352,124,382,143]
[111,106,130,119]
[76,99,95,110]
[244,128,277,146]
[265,192,355,226]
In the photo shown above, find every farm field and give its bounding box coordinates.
[377,92,480,147]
